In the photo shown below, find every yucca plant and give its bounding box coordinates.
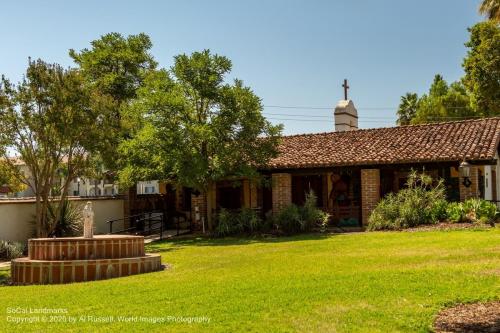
[46,200,83,237]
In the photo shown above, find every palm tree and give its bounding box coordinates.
[397,93,419,125]
[479,0,500,23]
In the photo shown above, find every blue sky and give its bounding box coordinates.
[1,0,483,134]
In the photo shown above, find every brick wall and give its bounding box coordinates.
[361,169,380,226]
[272,173,292,214]
[191,192,207,231]
[459,165,480,201]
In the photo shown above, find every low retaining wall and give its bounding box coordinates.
[0,197,125,242]
[12,254,161,284]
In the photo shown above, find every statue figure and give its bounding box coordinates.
[83,201,94,238]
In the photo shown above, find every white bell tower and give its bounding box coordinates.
[334,79,358,132]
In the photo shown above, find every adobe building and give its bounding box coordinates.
[124,96,500,231]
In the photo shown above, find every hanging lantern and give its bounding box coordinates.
[459,161,471,178]
[459,160,472,188]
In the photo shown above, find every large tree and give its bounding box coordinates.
[462,21,500,115]
[399,75,473,124]
[0,59,116,236]
[70,33,157,172]
[69,32,156,103]
[119,50,282,228]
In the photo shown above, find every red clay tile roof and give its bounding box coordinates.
[0,185,11,194]
[268,117,500,169]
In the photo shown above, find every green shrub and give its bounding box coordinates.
[238,208,262,232]
[215,208,263,237]
[462,198,497,224]
[431,199,448,221]
[273,204,304,234]
[368,171,446,231]
[446,202,465,223]
[300,190,330,232]
[0,241,25,260]
[215,209,237,237]
[273,190,330,234]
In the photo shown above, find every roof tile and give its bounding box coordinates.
[268,118,500,169]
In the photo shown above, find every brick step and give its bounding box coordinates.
[11,254,162,285]
[28,235,145,261]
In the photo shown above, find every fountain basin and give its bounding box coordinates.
[11,254,161,284]
[28,235,145,260]
[11,235,162,285]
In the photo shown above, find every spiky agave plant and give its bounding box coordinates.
[46,200,83,237]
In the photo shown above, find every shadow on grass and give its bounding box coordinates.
[145,232,338,253]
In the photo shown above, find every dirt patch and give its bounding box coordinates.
[404,222,494,232]
[434,301,500,333]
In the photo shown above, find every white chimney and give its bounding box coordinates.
[334,79,358,132]
[334,99,358,132]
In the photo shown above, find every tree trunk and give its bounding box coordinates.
[35,195,42,238]
[53,174,73,234]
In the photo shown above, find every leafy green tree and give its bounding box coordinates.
[396,19,499,123]
[462,22,500,115]
[119,50,282,228]
[428,74,449,98]
[396,93,419,125]
[479,0,500,23]
[399,75,473,124]
[70,33,157,172]
[0,59,116,236]
[0,161,25,194]
[69,32,156,103]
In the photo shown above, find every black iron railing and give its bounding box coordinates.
[107,212,166,239]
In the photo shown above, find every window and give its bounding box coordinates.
[217,186,242,209]
[144,186,156,194]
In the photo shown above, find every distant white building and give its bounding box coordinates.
[136,180,160,195]
[4,159,118,198]
[66,177,118,197]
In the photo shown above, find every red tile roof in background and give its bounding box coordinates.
[268,117,500,169]
[0,185,11,194]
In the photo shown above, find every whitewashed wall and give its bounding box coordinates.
[0,197,124,242]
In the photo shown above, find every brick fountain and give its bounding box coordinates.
[11,202,162,285]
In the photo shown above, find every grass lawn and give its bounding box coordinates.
[0,229,499,332]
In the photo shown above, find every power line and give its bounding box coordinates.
[263,105,472,110]
[263,112,395,119]
[264,105,395,110]
[263,112,486,120]
[265,117,394,123]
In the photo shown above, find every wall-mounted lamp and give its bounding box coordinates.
[459,160,472,188]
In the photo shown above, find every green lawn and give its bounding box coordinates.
[0,229,499,332]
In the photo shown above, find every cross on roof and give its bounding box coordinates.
[342,79,349,100]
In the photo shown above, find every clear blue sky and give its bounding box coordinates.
[1,0,483,134]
